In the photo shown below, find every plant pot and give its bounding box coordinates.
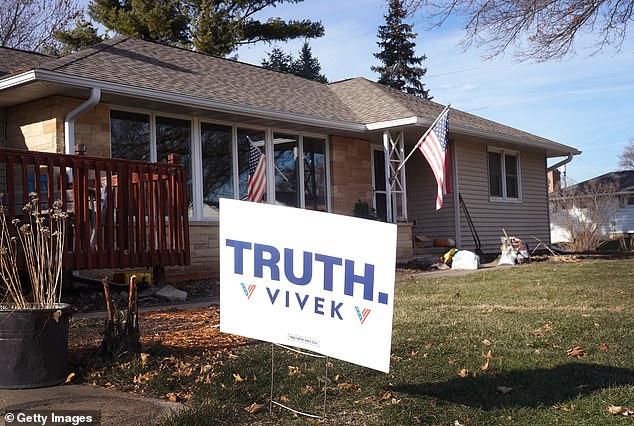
[0,303,73,389]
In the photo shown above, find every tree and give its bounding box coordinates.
[0,0,82,53]
[291,41,327,82]
[550,179,620,252]
[53,19,104,55]
[404,0,634,62]
[87,0,324,57]
[261,41,328,82]
[261,47,294,73]
[619,138,634,170]
[372,0,430,99]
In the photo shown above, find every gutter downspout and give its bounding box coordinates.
[547,153,574,171]
[64,87,101,155]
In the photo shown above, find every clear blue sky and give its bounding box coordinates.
[234,0,634,185]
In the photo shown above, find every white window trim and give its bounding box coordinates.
[488,147,522,202]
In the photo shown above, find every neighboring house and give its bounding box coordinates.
[0,36,580,277]
[550,171,634,244]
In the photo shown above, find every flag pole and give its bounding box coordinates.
[395,104,450,174]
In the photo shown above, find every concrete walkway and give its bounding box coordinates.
[0,384,183,425]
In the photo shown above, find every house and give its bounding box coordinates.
[0,36,580,277]
[550,171,634,245]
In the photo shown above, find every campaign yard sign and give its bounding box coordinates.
[219,199,397,373]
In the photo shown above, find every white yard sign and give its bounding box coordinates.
[219,199,397,373]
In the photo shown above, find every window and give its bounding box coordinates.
[488,149,520,200]
[238,128,266,202]
[274,133,300,207]
[109,109,329,220]
[303,137,327,211]
[110,110,150,161]
[201,123,233,216]
[156,116,192,214]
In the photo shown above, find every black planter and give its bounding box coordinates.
[0,303,73,389]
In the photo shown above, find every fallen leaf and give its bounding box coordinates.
[166,392,178,402]
[496,386,513,394]
[566,346,586,358]
[140,352,150,366]
[244,402,267,414]
[378,391,392,403]
[65,372,75,383]
[482,339,492,346]
[458,368,469,378]
[608,405,624,415]
[480,359,495,372]
[608,405,634,416]
[338,382,361,391]
[600,343,609,351]
[233,373,246,382]
[481,350,501,360]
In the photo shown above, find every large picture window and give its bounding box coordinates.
[488,148,521,201]
[109,109,329,220]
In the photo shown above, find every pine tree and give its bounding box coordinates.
[261,47,294,73]
[54,19,104,55]
[291,41,327,83]
[261,41,328,83]
[372,0,431,99]
[87,0,324,57]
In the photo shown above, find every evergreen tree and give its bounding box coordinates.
[291,41,327,83]
[53,19,104,55]
[261,47,294,73]
[261,41,327,82]
[87,0,324,57]
[371,0,430,99]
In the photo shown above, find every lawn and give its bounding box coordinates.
[76,258,634,425]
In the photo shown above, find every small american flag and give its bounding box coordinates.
[418,108,450,210]
[247,143,266,203]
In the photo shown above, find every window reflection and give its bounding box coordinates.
[201,123,232,217]
[156,116,192,213]
[273,133,299,207]
[303,137,327,211]
[110,110,150,161]
[238,128,266,201]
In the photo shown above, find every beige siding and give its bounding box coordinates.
[406,151,456,242]
[455,140,550,253]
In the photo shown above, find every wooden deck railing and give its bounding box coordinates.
[0,148,190,270]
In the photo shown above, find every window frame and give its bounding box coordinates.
[487,147,522,202]
[109,107,330,221]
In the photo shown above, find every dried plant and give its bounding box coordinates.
[0,193,67,309]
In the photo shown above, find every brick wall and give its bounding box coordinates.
[6,96,110,156]
[329,136,374,216]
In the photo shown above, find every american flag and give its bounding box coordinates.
[246,143,266,203]
[418,108,450,210]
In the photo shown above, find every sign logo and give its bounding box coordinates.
[241,283,256,300]
[355,306,371,324]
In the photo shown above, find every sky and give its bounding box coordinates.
[234,0,634,185]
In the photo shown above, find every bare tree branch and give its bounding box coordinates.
[619,138,634,170]
[0,0,82,53]
[405,0,632,61]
